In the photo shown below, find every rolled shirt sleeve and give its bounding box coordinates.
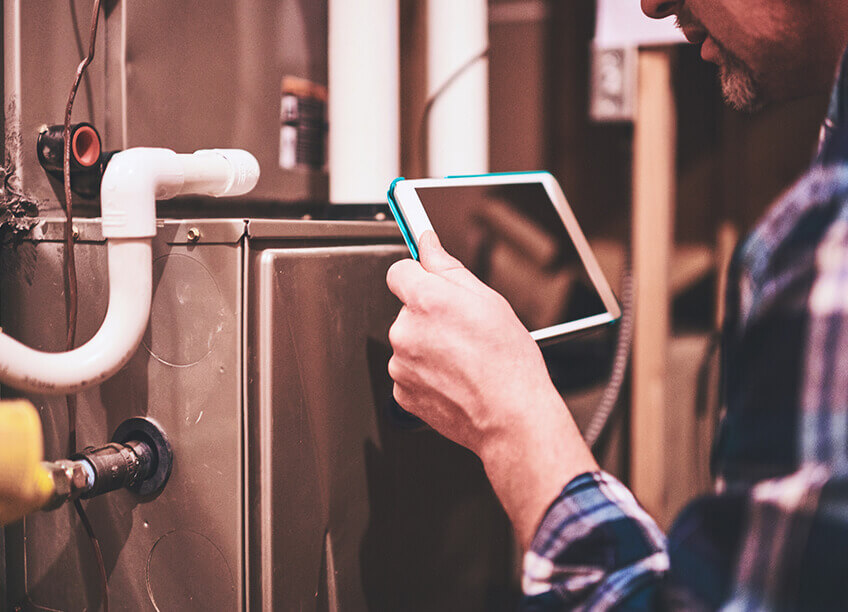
[521,471,669,611]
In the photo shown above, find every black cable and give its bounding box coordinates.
[417,48,490,176]
[61,1,109,610]
[73,499,109,606]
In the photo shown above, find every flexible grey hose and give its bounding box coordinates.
[584,267,634,449]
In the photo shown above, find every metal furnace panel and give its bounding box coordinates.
[247,243,518,611]
[4,1,328,211]
[1,219,245,611]
[119,0,328,203]
[3,0,108,212]
[2,218,520,610]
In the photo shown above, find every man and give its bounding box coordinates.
[387,0,848,609]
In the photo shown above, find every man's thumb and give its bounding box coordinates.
[418,231,468,278]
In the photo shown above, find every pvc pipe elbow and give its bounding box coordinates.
[100,148,260,239]
[0,240,152,395]
[0,147,260,395]
[100,148,181,239]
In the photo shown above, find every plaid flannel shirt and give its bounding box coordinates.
[521,47,848,611]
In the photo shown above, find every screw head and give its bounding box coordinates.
[186,227,201,242]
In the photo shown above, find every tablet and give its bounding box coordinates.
[387,172,621,341]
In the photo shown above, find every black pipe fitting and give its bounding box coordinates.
[70,417,173,500]
[73,441,150,499]
[36,123,102,173]
[35,123,115,198]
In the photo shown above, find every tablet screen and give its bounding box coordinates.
[413,182,607,332]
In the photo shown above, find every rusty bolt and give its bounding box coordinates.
[186,227,201,243]
[68,461,91,493]
[43,461,73,509]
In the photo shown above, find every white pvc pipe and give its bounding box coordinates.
[100,148,260,239]
[427,0,489,177]
[0,147,259,395]
[328,0,399,203]
[0,240,152,394]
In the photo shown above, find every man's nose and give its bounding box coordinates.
[641,0,680,19]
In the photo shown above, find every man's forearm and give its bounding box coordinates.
[477,388,599,549]
[384,232,600,547]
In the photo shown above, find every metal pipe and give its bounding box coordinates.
[41,417,172,509]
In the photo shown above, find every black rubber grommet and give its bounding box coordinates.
[111,417,173,497]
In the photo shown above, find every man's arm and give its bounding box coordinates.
[385,230,599,547]
[386,231,669,610]
[712,170,848,609]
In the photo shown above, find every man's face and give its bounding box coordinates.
[642,0,837,111]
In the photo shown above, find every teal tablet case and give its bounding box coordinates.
[386,172,554,262]
[386,177,420,260]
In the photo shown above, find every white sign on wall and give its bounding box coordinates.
[591,0,685,122]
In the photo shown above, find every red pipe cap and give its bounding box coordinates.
[72,125,101,167]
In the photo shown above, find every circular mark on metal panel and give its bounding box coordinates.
[147,530,235,611]
[143,254,226,367]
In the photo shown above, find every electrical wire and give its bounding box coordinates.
[60,1,108,610]
[417,49,490,176]
[584,266,635,450]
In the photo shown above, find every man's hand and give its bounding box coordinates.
[386,231,598,547]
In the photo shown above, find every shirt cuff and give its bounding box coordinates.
[522,471,668,607]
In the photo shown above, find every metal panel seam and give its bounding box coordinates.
[239,227,248,612]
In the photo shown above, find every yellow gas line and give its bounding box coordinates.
[0,400,55,526]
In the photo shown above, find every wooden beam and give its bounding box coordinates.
[630,48,676,525]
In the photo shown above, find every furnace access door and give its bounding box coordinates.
[1,218,518,611]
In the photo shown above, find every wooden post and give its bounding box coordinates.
[631,48,676,525]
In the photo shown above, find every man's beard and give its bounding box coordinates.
[676,8,765,112]
[713,38,765,113]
